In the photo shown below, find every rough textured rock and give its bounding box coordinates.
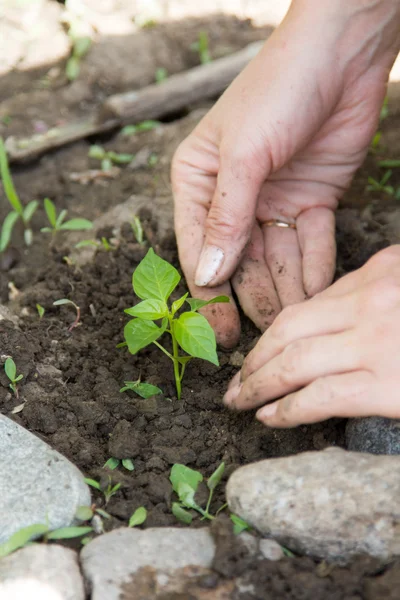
[0,416,90,543]
[346,417,400,455]
[227,447,400,561]
[81,527,216,600]
[259,539,285,561]
[0,545,84,600]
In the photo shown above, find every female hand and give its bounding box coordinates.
[172,0,400,348]
[224,246,400,427]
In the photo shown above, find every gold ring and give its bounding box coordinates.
[264,219,297,230]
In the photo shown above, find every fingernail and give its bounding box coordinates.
[195,246,224,286]
[257,402,277,420]
[223,382,242,406]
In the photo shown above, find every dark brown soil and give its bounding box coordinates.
[2,3,400,597]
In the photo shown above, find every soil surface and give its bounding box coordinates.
[1,1,400,597]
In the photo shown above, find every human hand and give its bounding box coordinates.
[172,0,400,348]
[223,246,400,426]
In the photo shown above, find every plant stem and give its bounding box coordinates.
[168,315,181,400]
[204,489,213,516]
[153,340,173,360]
[68,305,81,332]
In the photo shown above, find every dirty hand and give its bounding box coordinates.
[223,246,400,426]
[172,0,400,348]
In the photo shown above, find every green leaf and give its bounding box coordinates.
[4,357,16,381]
[131,215,144,245]
[125,299,168,320]
[104,457,120,470]
[186,295,229,312]
[14,374,23,382]
[207,462,225,491]
[89,145,105,160]
[101,158,112,171]
[53,298,74,306]
[84,478,101,490]
[43,198,57,227]
[75,506,94,521]
[122,458,135,471]
[73,36,91,58]
[75,239,99,248]
[282,546,295,557]
[120,381,162,398]
[56,209,68,228]
[0,211,19,252]
[0,524,49,558]
[0,137,23,215]
[108,151,134,164]
[121,125,137,136]
[124,318,167,354]
[133,248,180,302]
[59,218,93,231]
[170,464,203,497]
[96,508,111,519]
[378,159,400,168]
[23,200,39,223]
[66,56,80,81]
[172,293,188,315]
[24,228,33,246]
[40,227,53,233]
[137,120,161,132]
[381,170,392,185]
[174,312,218,365]
[129,506,147,527]
[36,304,45,319]
[172,502,192,524]
[177,482,198,509]
[155,68,168,84]
[230,514,251,535]
[47,526,93,540]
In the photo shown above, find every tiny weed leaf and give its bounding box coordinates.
[122,458,135,471]
[75,239,99,248]
[172,503,192,524]
[170,464,203,496]
[133,248,180,302]
[84,477,101,490]
[125,299,168,320]
[23,200,39,223]
[174,312,218,365]
[155,68,168,83]
[4,357,16,381]
[56,209,68,228]
[282,546,295,558]
[47,526,92,540]
[89,145,105,159]
[230,514,251,535]
[104,457,120,470]
[131,215,144,245]
[59,218,93,231]
[96,508,111,519]
[66,56,80,81]
[0,137,23,215]
[75,506,94,521]
[0,524,49,558]
[53,298,75,307]
[172,293,188,315]
[120,381,162,398]
[177,482,198,509]
[74,36,91,58]
[378,159,400,168]
[129,506,147,527]
[14,374,23,382]
[107,151,134,164]
[36,304,45,318]
[0,211,19,252]
[124,318,167,354]
[207,462,225,491]
[186,295,229,312]
[44,198,57,227]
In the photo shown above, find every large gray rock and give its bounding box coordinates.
[346,417,400,455]
[0,416,90,543]
[0,545,84,599]
[227,447,400,561]
[81,527,215,600]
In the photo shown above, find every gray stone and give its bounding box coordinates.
[0,545,84,599]
[0,416,90,543]
[0,304,19,326]
[346,417,400,455]
[229,351,245,367]
[81,527,215,600]
[226,447,400,561]
[259,539,285,561]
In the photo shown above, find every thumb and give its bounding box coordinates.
[194,143,269,287]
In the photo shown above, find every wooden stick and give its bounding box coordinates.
[5,41,263,163]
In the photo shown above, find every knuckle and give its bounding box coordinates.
[363,276,400,313]
[308,377,335,409]
[207,204,250,242]
[269,305,298,344]
[278,340,304,384]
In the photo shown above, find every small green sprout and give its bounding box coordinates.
[191,31,211,65]
[4,357,23,399]
[123,248,228,399]
[88,145,134,171]
[85,476,121,505]
[66,36,91,82]
[366,170,400,198]
[131,215,145,247]
[75,505,111,522]
[104,457,135,472]
[120,377,162,398]
[121,121,161,136]
[75,237,116,251]
[155,67,168,84]
[36,304,45,319]
[0,523,92,558]
[41,198,93,234]
[230,514,251,535]
[378,159,400,169]
[53,298,81,332]
[129,506,147,527]
[0,137,38,250]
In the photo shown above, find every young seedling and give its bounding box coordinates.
[75,237,116,251]
[104,457,135,472]
[191,31,211,64]
[0,137,38,250]
[66,36,92,81]
[85,476,121,505]
[131,215,146,247]
[0,523,92,558]
[36,304,45,319]
[129,506,147,528]
[4,357,23,399]
[121,121,161,136]
[155,67,168,84]
[378,159,400,169]
[366,170,398,197]
[123,248,228,399]
[41,198,93,234]
[120,377,162,398]
[53,298,81,332]
[88,145,134,171]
